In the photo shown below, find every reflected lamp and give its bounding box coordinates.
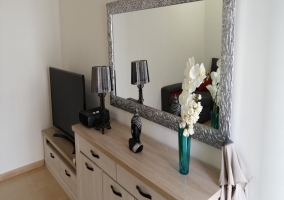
[131,60,150,104]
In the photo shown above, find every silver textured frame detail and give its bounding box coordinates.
[107,0,236,149]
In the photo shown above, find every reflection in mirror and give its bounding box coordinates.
[128,60,150,104]
[113,0,222,129]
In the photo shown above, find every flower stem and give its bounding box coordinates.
[213,84,219,113]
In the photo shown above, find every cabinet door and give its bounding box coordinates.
[103,172,136,200]
[80,153,103,200]
[45,143,60,174]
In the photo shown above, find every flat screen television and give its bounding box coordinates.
[49,67,86,142]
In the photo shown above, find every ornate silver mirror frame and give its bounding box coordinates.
[107,0,236,149]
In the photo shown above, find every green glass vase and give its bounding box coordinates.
[178,126,191,175]
[211,110,219,129]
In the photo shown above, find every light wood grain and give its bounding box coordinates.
[43,130,78,200]
[46,144,60,174]
[79,153,103,200]
[42,127,76,169]
[78,135,116,180]
[103,172,135,200]
[72,120,220,200]
[117,164,166,200]
[209,190,221,200]
[59,161,77,198]
[0,160,44,182]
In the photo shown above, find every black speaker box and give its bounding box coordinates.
[79,108,109,128]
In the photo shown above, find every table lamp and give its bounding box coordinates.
[91,66,113,134]
[131,60,150,104]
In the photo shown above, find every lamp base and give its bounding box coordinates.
[137,84,144,104]
[95,121,111,134]
[96,93,111,134]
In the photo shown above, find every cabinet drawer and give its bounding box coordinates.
[59,161,77,197]
[103,172,136,200]
[79,137,116,180]
[80,153,103,200]
[45,144,60,174]
[117,165,166,200]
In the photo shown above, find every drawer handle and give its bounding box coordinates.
[50,153,54,158]
[65,170,71,177]
[136,186,152,199]
[111,185,122,197]
[90,150,100,159]
[85,162,94,171]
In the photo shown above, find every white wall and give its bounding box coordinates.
[204,0,222,69]
[58,0,114,108]
[233,0,284,199]
[0,0,62,174]
[259,2,284,199]
[260,0,284,199]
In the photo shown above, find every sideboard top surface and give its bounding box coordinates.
[72,120,220,200]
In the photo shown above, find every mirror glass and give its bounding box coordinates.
[113,0,222,128]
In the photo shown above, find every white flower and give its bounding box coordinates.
[187,97,195,108]
[206,66,221,108]
[179,56,206,137]
[188,128,194,135]
[197,94,201,100]
[188,108,194,115]
[211,68,220,86]
[188,57,195,66]
[183,128,189,137]
[216,89,221,106]
[190,63,206,89]
[217,59,221,67]
[180,121,186,129]
[189,64,200,79]
[196,102,203,113]
[206,85,217,100]
[182,78,196,94]
[184,57,195,77]
[188,123,193,130]
[200,63,206,76]
[193,112,199,120]
[179,91,190,105]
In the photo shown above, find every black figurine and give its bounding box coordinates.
[129,109,143,153]
[170,95,181,116]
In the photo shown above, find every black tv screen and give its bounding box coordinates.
[49,67,86,141]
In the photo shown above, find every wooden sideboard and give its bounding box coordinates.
[43,119,220,200]
[72,119,220,200]
[42,127,77,200]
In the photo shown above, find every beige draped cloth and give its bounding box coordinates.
[219,142,252,200]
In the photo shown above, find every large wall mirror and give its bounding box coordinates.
[107,0,236,149]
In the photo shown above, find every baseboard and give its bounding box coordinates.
[0,159,45,182]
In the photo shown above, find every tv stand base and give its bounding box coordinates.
[53,133,75,154]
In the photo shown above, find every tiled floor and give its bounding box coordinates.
[0,166,70,200]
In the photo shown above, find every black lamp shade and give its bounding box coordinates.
[131,60,150,85]
[91,66,113,93]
